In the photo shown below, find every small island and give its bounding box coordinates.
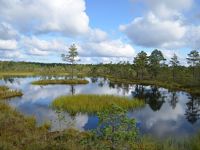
[52,94,144,114]
[31,79,89,85]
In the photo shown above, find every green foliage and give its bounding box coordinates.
[187,50,200,67]
[134,51,148,79]
[170,54,180,81]
[31,79,89,85]
[52,94,144,114]
[61,44,79,79]
[1,102,200,150]
[187,50,200,79]
[92,104,138,149]
[148,49,166,78]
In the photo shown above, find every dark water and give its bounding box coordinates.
[0,76,200,139]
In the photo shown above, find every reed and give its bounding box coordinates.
[52,94,144,114]
[0,86,23,99]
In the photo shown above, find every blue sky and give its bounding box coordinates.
[0,0,199,64]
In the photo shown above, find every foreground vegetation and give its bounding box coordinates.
[32,79,89,85]
[1,102,200,150]
[52,94,144,114]
[0,86,23,99]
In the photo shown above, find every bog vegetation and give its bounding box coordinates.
[0,86,23,99]
[1,102,200,150]
[52,94,144,114]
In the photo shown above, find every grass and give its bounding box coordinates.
[0,102,87,150]
[52,94,144,114]
[32,79,89,85]
[0,86,23,99]
[1,102,200,150]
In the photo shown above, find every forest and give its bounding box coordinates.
[1,49,199,95]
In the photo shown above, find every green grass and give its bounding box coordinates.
[1,102,200,150]
[0,86,23,99]
[52,94,144,114]
[32,79,89,85]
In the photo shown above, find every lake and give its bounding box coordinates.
[0,76,200,139]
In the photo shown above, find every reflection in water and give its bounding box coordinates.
[70,85,76,95]
[132,85,165,111]
[91,77,98,83]
[185,95,200,124]
[169,92,178,110]
[146,86,166,111]
[1,77,200,139]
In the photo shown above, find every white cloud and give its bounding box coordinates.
[121,0,200,51]
[0,22,19,40]
[22,36,66,56]
[0,0,137,62]
[185,25,200,49]
[0,39,18,50]
[0,0,89,36]
[80,39,135,57]
[87,28,108,42]
[0,50,24,60]
[120,12,186,48]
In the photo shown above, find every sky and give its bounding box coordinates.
[0,0,200,64]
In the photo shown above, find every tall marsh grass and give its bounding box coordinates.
[52,94,144,114]
[0,86,23,99]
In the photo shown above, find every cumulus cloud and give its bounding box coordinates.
[20,28,135,60]
[80,39,135,57]
[121,0,200,50]
[0,0,89,36]
[0,40,18,50]
[185,25,200,49]
[87,28,108,42]
[0,22,19,40]
[120,12,186,48]
[22,36,66,56]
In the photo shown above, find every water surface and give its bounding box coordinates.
[1,76,200,139]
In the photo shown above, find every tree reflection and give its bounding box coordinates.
[70,85,76,95]
[3,77,15,84]
[122,84,130,96]
[132,85,165,111]
[132,85,145,99]
[91,77,98,83]
[185,95,200,124]
[146,86,165,111]
[169,92,178,109]
[108,81,115,89]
